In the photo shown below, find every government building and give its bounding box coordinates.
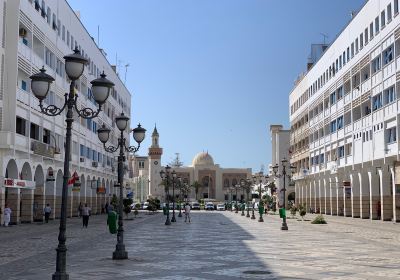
[290,0,400,222]
[131,127,252,203]
[0,0,132,224]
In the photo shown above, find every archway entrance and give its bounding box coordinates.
[20,162,33,223]
[33,165,45,221]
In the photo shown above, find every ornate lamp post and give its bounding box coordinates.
[171,174,177,223]
[30,48,113,280]
[177,177,183,218]
[240,180,246,216]
[272,158,296,231]
[160,166,176,225]
[253,172,266,222]
[229,186,234,211]
[241,178,252,218]
[234,184,240,213]
[97,113,146,259]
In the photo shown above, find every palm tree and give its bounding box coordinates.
[191,181,201,201]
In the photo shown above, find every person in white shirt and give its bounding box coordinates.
[43,203,52,223]
[82,203,91,228]
[4,204,11,226]
[184,203,191,223]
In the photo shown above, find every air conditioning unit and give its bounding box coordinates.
[80,157,85,163]
[19,28,27,37]
[92,161,98,167]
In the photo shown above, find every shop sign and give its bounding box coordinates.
[97,186,106,194]
[4,178,35,189]
[72,186,80,192]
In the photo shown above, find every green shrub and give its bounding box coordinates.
[311,215,327,224]
[290,205,297,217]
[298,204,306,220]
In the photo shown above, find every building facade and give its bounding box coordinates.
[290,0,400,222]
[0,0,132,224]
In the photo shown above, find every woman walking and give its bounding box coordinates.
[82,203,91,228]
[4,204,11,226]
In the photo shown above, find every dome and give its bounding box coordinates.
[192,152,214,166]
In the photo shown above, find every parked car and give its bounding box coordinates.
[205,202,214,211]
[191,202,200,210]
[217,204,225,211]
[142,202,149,210]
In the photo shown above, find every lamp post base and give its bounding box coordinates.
[171,215,176,222]
[178,211,182,217]
[281,222,288,230]
[52,272,69,280]
[113,245,128,260]
[165,215,171,225]
[246,213,250,218]
[258,217,264,222]
[241,212,245,216]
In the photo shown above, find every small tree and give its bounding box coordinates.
[123,198,133,218]
[311,215,327,224]
[299,204,307,220]
[191,181,201,201]
[111,194,119,213]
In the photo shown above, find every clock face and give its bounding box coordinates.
[154,161,158,165]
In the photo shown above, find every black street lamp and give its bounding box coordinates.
[234,184,240,213]
[240,180,246,216]
[160,166,176,225]
[177,177,183,218]
[229,186,234,211]
[252,172,266,222]
[97,113,146,259]
[30,48,113,280]
[241,178,252,218]
[171,175,177,223]
[272,158,296,231]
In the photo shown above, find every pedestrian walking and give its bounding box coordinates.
[82,203,91,228]
[184,203,191,223]
[105,202,109,214]
[4,204,11,226]
[78,202,83,218]
[43,203,52,223]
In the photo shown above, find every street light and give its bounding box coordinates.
[30,48,113,280]
[160,165,176,225]
[97,113,146,259]
[170,171,177,222]
[240,180,246,216]
[229,186,234,211]
[234,184,240,213]
[177,177,183,218]
[241,178,252,218]
[252,172,266,222]
[272,158,296,231]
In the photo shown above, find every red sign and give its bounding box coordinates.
[4,178,35,189]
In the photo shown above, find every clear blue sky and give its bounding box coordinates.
[68,0,365,172]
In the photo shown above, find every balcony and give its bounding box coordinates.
[383,61,395,80]
[371,71,382,88]
[360,79,371,94]
[344,124,352,134]
[31,140,55,158]
[18,40,31,59]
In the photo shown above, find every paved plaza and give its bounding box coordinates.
[0,211,400,279]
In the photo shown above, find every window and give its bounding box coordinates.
[52,13,57,30]
[16,117,26,135]
[351,43,354,58]
[337,86,343,100]
[383,44,393,65]
[41,1,46,18]
[138,161,145,169]
[395,0,399,14]
[330,92,336,105]
[30,122,40,140]
[370,22,374,39]
[384,86,395,104]
[43,128,50,144]
[67,30,70,46]
[388,3,392,22]
[372,55,381,73]
[330,120,337,133]
[337,116,344,130]
[355,38,359,53]
[80,145,85,157]
[375,16,380,34]
[21,80,27,91]
[86,147,91,159]
[343,51,346,65]
[46,7,51,24]
[372,93,383,111]
[338,146,345,158]
[387,127,397,143]
[360,34,363,49]
[319,153,324,164]
[381,10,386,27]
[365,28,368,44]
[347,47,350,62]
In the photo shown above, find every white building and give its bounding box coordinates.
[0,0,132,224]
[290,0,400,222]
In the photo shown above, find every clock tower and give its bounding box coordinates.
[148,126,163,198]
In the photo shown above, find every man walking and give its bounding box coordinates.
[43,203,52,223]
[184,203,191,223]
[3,204,11,226]
[82,203,91,228]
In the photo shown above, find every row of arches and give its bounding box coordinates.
[1,159,118,224]
[295,165,400,222]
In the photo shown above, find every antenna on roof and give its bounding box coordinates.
[320,33,328,44]
[124,63,130,84]
[97,25,100,47]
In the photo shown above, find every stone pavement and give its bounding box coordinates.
[0,210,399,279]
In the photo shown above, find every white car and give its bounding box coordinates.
[142,202,149,210]
[216,204,225,211]
[205,202,215,211]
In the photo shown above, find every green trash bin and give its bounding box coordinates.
[107,211,117,234]
[279,208,286,218]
